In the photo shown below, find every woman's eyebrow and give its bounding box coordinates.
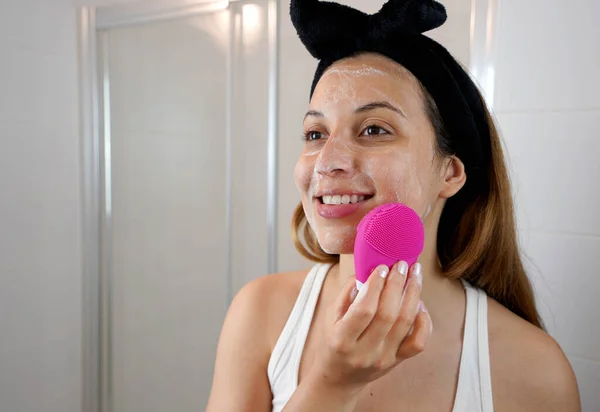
[303,101,406,121]
[355,101,406,118]
[303,110,324,121]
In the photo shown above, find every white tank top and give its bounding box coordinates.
[267,263,494,412]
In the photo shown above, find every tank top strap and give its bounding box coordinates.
[452,279,494,412]
[476,286,494,411]
[267,263,331,392]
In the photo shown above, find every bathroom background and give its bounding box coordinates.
[0,0,598,411]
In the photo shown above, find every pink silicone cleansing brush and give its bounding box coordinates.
[354,203,425,290]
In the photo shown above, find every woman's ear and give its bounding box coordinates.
[439,156,466,199]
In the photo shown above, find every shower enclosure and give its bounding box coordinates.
[78,1,279,410]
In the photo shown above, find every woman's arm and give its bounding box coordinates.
[207,262,432,412]
[206,278,274,412]
[511,336,580,411]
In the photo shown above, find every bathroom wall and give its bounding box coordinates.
[493,1,600,410]
[0,0,82,411]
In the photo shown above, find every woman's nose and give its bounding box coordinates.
[314,136,357,177]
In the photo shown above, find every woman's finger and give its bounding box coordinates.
[385,263,423,349]
[338,265,389,341]
[357,261,409,347]
[333,274,359,323]
[396,302,432,361]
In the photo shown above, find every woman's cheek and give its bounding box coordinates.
[294,156,319,226]
[293,157,312,195]
[365,151,430,216]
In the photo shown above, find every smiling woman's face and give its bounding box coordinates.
[294,53,452,255]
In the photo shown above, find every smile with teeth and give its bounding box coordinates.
[320,194,372,205]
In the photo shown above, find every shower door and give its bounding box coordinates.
[89,1,277,410]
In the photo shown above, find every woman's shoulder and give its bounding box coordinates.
[486,297,581,411]
[206,267,317,410]
[230,267,315,349]
[235,267,313,312]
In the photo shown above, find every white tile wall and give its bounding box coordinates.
[0,0,76,56]
[0,1,82,412]
[495,0,600,112]
[0,47,77,131]
[494,0,600,410]
[497,111,600,236]
[521,231,600,359]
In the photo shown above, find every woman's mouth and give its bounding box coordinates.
[320,194,367,205]
[315,193,374,219]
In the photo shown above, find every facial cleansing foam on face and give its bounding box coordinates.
[354,203,425,290]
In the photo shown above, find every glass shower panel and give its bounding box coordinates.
[97,2,271,410]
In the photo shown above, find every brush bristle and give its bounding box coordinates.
[358,203,424,259]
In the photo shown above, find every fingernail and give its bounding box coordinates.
[397,261,408,276]
[418,300,428,313]
[412,263,422,285]
[377,265,389,279]
[350,287,358,302]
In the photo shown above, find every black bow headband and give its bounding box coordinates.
[290,0,491,173]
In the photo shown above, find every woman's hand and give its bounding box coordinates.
[311,261,432,395]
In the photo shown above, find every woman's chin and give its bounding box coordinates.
[321,245,353,255]
[316,230,356,255]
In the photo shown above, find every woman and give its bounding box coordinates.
[206,0,581,411]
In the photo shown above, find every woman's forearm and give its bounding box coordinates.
[282,370,362,412]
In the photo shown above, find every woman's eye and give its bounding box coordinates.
[305,131,323,141]
[363,125,388,136]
